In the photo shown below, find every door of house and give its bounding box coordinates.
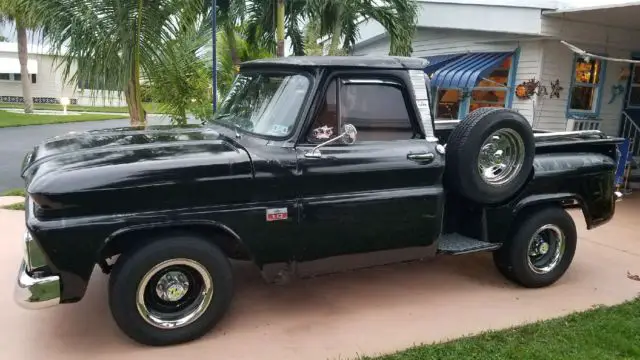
[623,59,640,129]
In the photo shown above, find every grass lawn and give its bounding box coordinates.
[0,188,26,210]
[367,298,640,360]
[0,102,159,114]
[0,110,128,128]
[1,188,25,197]
[1,202,24,210]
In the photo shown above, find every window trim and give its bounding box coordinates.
[566,53,607,117]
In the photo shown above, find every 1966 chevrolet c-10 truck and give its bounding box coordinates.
[15,56,624,346]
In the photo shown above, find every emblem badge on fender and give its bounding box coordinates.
[266,208,288,222]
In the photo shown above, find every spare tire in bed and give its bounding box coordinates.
[445,108,535,204]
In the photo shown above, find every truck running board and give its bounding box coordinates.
[437,233,501,255]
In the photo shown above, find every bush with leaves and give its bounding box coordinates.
[146,16,214,125]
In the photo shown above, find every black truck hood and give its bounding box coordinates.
[22,125,255,216]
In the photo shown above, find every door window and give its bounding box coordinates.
[340,83,416,141]
[307,79,417,143]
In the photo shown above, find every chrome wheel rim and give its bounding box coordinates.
[527,224,565,274]
[136,259,213,329]
[477,128,525,185]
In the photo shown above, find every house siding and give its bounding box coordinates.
[354,28,542,123]
[0,52,66,101]
[510,40,541,123]
[533,37,633,136]
[353,28,523,56]
[0,51,126,106]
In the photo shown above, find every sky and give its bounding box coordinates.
[1,0,636,42]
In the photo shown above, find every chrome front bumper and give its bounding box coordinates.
[14,231,61,309]
[15,261,60,309]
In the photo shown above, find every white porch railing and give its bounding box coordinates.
[621,111,640,159]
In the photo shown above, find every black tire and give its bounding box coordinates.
[446,108,535,204]
[493,207,577,288]
[109,233,233,346]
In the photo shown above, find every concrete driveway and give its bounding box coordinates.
[1,197,639,360]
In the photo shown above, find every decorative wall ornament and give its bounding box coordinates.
[549,79,563,99]
[538,85,548,97]
[515,78,540,100]
[608,84,626,104]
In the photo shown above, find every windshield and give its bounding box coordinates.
[209,72,311,137]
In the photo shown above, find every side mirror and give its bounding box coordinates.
[305,124,358,158]
[340,124,357,145]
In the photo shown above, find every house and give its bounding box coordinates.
[339,1,640,151]
[0,42,126,107]
[335,0,640,190]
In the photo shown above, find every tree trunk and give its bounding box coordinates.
[127,0,147,127]
[276,0,285,57]
[224,25,240,70]
[16,24,33,114]
[125,64,146,127]
[328,6,343,55]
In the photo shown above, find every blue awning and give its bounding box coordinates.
[431,52,513,89]
[423,54,464,74]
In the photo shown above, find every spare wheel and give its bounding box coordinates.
[445,108,535,204]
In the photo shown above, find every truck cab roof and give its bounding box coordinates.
[240,56,431,71]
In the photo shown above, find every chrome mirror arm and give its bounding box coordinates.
[305,133,347,158]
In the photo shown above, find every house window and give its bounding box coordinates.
[432,55,513,119]
[469,57,511,113]
[569,55,604,113]
[0,73,35,83]
[434,89,461,120]
[627,64,640,107]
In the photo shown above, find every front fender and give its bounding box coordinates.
[100,220,250,260]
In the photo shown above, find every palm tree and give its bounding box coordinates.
[18,0,206,126]
[0,0,36,113]
[245,0,307,57]
[309,0,419,56]
[303,19,325,56]
[215,25,273,96]
[216,0,246,67]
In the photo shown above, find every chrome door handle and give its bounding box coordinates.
[407,152,435,162]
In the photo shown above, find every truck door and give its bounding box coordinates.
[295,73,445,261]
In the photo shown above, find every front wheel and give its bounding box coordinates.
[493,207,577,288]
[108,234,233,346]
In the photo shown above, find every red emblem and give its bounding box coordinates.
[266,208,288,222]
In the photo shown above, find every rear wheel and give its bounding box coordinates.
[109,234,233,346]
[493,207,577,288]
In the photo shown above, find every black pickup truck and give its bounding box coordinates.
[15,56,623,346]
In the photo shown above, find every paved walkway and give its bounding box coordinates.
[1,196,639,360]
